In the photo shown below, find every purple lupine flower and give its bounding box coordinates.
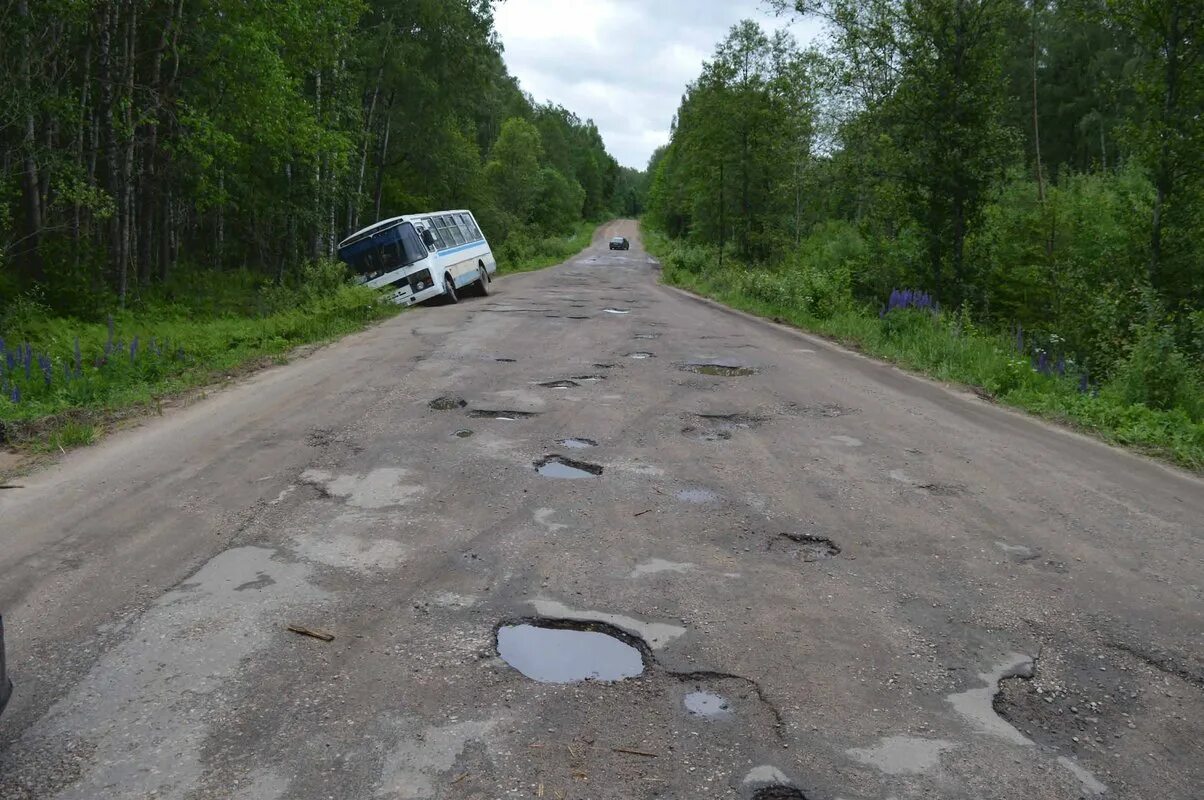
[1078,373,1089,394]
[63,363,73,384]
[1015,324,1024,354]
[4,349,14,371]
[130,336,139,364]
[74,338,82,375]
[38,354,53,386]
[23,344,33,380]
[105,317,115,357]
[10,384,19,404]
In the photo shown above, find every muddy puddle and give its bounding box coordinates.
[558,438,598,449]
[495,620,646,683]
[468,409,537,420]
[683,363,757,377]
[535,455,603,479]
[685,691,731,718]
[452,429,474,439]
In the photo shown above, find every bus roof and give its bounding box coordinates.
[337,210,477,250]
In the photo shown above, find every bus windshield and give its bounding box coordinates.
[339,222,429,278]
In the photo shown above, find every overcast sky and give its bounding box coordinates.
[493,0,825,171]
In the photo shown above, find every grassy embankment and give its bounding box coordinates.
[0,225,599,455]
[642,225,1204,472]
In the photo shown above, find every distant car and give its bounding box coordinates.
[609,236,630,250]
[0,616,10,716]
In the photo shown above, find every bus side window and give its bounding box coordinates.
[443,216,465,245]
[455,214,474,242]
[467,216,483,241]
[422,219,444,249]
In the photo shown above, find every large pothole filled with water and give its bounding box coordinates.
[495,619,648,683]
[534,455,603,478]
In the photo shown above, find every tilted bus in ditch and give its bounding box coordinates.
[336,210,497,306]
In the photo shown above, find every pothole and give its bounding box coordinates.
[452,429,474,439]
[495,619,648,683]
[570,374,606,383]
[772,533,840,561]
[567,315,591,320]
[558,438,598,449]
[603,308,630,315]
[592,362,616,369]
[685,691,731,718]
[429,396,467,411]
[539,379,580,389]
[787,402,856,418]
[467,409,538,420]
[682,363,756,377]
[627,352,655,359]
[534,455,603,479]
[751,787,810,800]
[495,357,517,363]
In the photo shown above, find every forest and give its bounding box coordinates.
[0,0,625,442]
[645,0,1204,468]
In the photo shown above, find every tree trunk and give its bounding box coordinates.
[1149,3,1180,289]
[16,0,46,284]
[1030,0,1045,203]
[373,92,395,220]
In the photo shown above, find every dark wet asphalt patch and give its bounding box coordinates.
[429,396,467,411]
[534,455,603,479]
[558,438,598,449]
[752,787,810,800]
[495,619,648,683]
[683,363,757,377]
[467,409,538,420]
[567,315,592,320]
[773,532,840,561]
[539,379,580,389]
[495,357,517,362]
[453,429,474,439]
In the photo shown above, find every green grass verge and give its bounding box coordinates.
[0,284,401,452]
[642,225,1204,472]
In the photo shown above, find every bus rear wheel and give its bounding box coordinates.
[474,266,491,297]
[443,274,459,304]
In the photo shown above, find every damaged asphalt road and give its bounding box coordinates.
[1,220,1202,799]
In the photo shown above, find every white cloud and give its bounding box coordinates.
[494,0,825,170]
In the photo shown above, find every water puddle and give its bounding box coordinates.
[495,620,646,683]
[570,374,606,383]
[539,380,580,389]
[627,352,655,359]
[452,429,474,439]
[677,488,719,504]
[683,363,756,377]
[429,396,467,411]
[467,409,537,420]
[684,691,731,718]
[775,532,840,561]
[558,438,598,449]
[534,455,603,479]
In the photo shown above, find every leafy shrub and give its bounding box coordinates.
[1107,319,1203,421]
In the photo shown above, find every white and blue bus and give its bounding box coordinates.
[336,210,497,305]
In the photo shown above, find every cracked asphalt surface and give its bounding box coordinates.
[1,221,1201,799]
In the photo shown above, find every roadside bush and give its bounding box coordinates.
[1106,319,1203,421]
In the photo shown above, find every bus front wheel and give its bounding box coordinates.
[443,274,459,304]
